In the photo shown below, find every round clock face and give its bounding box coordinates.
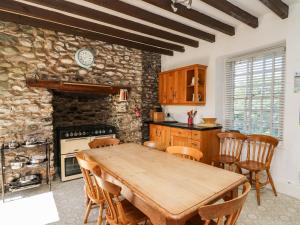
[75,48,94,69]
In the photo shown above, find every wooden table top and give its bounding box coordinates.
[85,143,246,217]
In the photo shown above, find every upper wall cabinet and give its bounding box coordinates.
[159,64,207,105]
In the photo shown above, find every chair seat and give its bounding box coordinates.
[236,160,266,171]
[212,155,237,164]
[121,199,147,225]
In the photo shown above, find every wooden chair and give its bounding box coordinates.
[143,141,158,149]
[89,138,120,149]
[166,146,203,161]
[76,152,105,225]
[212,132,247,170]
[236,134,279,205]
[92,172,149,225]
[187,182,251,225]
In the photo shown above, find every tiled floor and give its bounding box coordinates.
[0,179,300,225]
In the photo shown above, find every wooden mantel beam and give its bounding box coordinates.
[26,79,130,95]
[85,0,216,41]
[259,0,289,19]
[0,11,173,56]
[200,0,258,28]
[23,0,191,49]
[142,0,235,36]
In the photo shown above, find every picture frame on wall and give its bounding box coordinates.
[294,72,300,93]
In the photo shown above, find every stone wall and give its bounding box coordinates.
[0,20,161,185]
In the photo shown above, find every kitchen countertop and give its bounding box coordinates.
[147,121,222,131]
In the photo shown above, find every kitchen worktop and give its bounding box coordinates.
[147,121,222,131]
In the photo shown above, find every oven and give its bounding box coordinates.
[56,124,116,181]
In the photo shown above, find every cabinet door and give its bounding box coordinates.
[171,135,190,146]
[149,124,159,142]
[160,126,170,149]
[166,72,175,104]
[173,70,186,104]
[189,140,200,149]
[159,73,167,104]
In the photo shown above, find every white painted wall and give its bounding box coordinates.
[161,2,300,199]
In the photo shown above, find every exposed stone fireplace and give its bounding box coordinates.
[0,21,161,184]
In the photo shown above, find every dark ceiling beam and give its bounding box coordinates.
[0,11,173,56]
[0,1,183,52]
[85,0,215,42]
[259,0,289,19]
[23,0,193,48]
[141,0,235,36]
[200,0,258,28]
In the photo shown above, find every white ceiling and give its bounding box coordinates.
[16,0,300,46]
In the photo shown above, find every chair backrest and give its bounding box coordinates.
[198,182,251,225]
[89,138,120,149]
[166,146,203,161]
[217,132,247,160]
[76,152,102,203]
[92,172,128,225]
[245,134,279,167]
[143,141,157,149]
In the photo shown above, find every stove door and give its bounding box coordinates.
[60,137,91,155]
[61,153,82,181]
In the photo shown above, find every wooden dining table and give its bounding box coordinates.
[84,143,247,225]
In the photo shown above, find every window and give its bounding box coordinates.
[225,46,285,139]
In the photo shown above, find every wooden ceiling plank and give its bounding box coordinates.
[0,11,173,56]
[23,0,192,48]
[85,0,216,42]
[200,0,258,28]
[0,0,183,51]
[141,0,235,36]
[259,0,289,19]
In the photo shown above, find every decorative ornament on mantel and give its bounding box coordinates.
[119,89,129,102]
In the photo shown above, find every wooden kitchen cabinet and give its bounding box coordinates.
[158,64,207,106]
[150,124,221,164]
[149,124,170,150]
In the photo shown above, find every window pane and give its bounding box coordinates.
[225,47,285,139]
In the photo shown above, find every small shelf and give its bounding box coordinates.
[2,142,51,151]
[8,183,42,193]
[4,160,49,171]
[1,141,52,202]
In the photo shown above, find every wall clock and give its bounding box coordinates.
[75,48,94,69]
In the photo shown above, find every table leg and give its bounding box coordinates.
[223,186,239,201]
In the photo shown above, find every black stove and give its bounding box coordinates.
[57,124,116,139]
